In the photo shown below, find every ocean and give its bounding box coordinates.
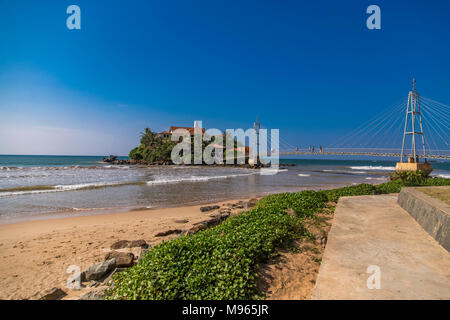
[1,155,449,224]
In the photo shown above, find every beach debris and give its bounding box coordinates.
[155,229,184,237]
[81,258,116,282]
[104,251,134,268]
[200,205,220,212]
[35,287,67,300]
[79,286,107,300]
[110,239,147,249]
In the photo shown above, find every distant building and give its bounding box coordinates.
[158,121,250,158]
[158,121,206,138]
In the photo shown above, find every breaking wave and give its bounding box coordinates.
[349,166,395,171]
[146,173,255,185]
[0,181,146,197]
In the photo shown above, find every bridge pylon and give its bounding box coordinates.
[396,79,433,175]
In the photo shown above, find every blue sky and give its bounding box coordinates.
[0,0,449,155]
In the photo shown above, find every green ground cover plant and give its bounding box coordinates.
[106,177,449,300]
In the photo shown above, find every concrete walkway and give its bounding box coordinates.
[312,194,450,300]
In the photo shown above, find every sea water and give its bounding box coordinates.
[0,155,449,224]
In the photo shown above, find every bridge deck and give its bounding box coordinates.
[280,151,450,160]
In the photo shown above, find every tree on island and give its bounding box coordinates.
[129,127,246,164]
[129,128,175,163]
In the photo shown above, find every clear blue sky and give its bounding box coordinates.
[1,0,449,155]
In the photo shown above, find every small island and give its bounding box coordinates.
[104,123,267,167]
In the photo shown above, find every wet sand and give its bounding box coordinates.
[0,198,252,300]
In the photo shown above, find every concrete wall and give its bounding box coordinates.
[397,187,450,251]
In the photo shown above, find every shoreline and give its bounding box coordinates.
[0,182,359,226]
[0,189,273,226]
[0,197,257,300]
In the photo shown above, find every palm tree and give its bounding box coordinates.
[140,128,155,148]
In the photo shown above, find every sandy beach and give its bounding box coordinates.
[0,198,252,300]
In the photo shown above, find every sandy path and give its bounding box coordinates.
[0,199,250,300]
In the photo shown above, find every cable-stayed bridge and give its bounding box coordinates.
[274,80,449,160]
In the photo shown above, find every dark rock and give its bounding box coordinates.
[193,219,217,227]
[210,212,230,220]
[38,287,67,300]
[155,229,184,237]
[189,224,208,233]
[79,286,107,300]
[103,155,117,162]
[174,219,189,224]
[128,239,147,248]
[81,258,116,282]
[110,239,147,249]
[104,251,134,267]
[200,205,220,212]
[110,240,129,250]
[102,155,132,165]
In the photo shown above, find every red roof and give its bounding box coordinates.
[168,126,206,135]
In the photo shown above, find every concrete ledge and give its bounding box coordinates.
[398,187,450,251]
[312,194,450,300]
